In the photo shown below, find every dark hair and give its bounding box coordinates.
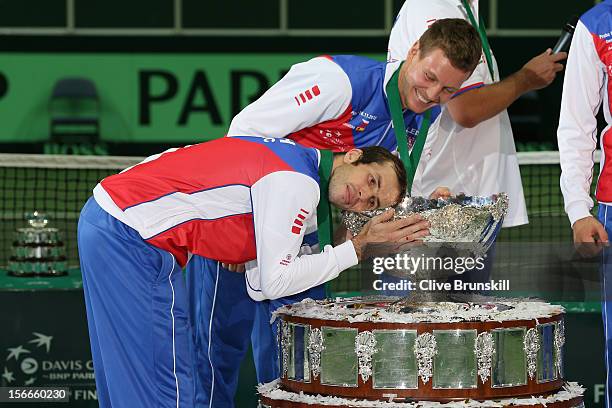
[418,18,482,74]
[353,146,407,203]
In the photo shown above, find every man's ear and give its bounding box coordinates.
[407,41,420,60]
[343,149,363,164]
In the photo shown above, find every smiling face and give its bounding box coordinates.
[328,150,402,212]
[398,43,472,113]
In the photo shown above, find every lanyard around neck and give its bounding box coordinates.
[460,0,495,81]
[385,63,431,193]
[317,150,334,248]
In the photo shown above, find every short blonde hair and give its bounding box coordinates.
[419,18,482,74]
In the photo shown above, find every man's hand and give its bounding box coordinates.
[429,187,451,200]
[221,263,246,273]
[517,49,567,92]
[447,49,567,128]
[350,209,430,260]
[573,216,609,258]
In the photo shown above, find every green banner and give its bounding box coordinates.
[0,53,382,144]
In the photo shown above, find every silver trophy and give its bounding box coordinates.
[343,193,508,246]
[342,194,509,302]
[8,211,68,277]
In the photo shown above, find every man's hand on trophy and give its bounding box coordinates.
[350,210,430,260]
[573,216,609,258]
[429,186,452,200]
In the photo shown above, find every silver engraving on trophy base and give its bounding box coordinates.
[372,330,418,389]
[281,321,291,378]
[433,330,478,389]
[537,323,557,383]
[414,332,437,384]
[8,260,67,275]
[554,320,565,379]
[11,246,64,259]
[276,320,281,376]
[308,328,324,380]
[285,323,311,383]
[491,327,527,388]
[475,331,495,384]
[15,228,61,244]
[524,327,541,380]
[355,331,377,383]
[320,327,358,387]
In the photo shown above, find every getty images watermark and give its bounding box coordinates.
[370,253,511,293]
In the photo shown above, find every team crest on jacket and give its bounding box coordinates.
[355,119,370,132]
[280,254,292,266]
